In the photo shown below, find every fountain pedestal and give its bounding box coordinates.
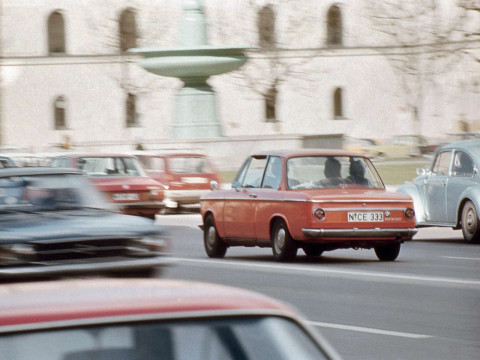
[129,0,250,139]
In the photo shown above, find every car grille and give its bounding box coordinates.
[31,237,144,263]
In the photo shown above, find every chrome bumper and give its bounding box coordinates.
[0,256,175,279]
[302,228,418,239]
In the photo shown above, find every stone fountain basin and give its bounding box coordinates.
[128,45,249,78]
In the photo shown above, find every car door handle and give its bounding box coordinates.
[249,193,258,198]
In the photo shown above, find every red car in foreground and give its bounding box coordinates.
[136,152,221,212]
[50,153,165,218]
[0,279,341,360]
[201,149,417,262]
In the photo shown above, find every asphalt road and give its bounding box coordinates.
[157,211,480,360]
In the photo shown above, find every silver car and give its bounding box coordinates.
[397,139,480,243]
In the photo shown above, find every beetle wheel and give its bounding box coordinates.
[461,201,480,244]
[203,214,227,258]
[374,243,401,261]
[271,220,297,262]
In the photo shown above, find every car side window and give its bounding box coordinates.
[452,151,474,177]
[262,157,282,189]
[242,156,268,188]
[431,151,451,176]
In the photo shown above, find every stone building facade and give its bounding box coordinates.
[0,0,479,169]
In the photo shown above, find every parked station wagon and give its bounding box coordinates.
[397,139,480,243]
[200,150,417,262]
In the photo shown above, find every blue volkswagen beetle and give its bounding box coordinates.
[397,139,480,243]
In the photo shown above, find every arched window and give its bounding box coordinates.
[54,96,67,129]
[333,87,343,119]
[265,85,277,122]
[326,5,343,46]
[126,93,137,126]
[48,11,66,54]
[257,5,276,49]
[119,9,137,52]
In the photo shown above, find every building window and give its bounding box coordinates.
[48,11,66,54]
[326,5,343,46]
[257,5,276,49]
[333,88,344,119]
[126,93,137,127]
[265,85,277,122]
[54,96,67,129]
[119,9,137,52]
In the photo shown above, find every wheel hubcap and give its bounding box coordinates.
[275,228,286,251]
[466,209,476,233]
[207,227,216,247]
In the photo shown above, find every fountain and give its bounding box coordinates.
[129,0,250,139]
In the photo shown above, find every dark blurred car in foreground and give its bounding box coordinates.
[0,278,342,360]
[136,152,221,212]
[200,149,417,262]
[397,139,480,243]
[0,167,171,279]
[50,153,165,218]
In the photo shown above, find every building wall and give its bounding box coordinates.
[0,0,479,154]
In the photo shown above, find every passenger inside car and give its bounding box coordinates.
[347,159,371,186]
[320,157,345,187]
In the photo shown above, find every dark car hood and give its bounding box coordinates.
[0,210,162,243]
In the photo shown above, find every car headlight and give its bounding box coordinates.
[0,244,36,264]
[127,236,169,256]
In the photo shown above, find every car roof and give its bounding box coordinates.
[253,148,367,159]
[0,279,295,328]
[0,167,82,177]
[438,139,480,157]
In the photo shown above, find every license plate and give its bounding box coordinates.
[181,177,209,184]
[348,212,384,222]
[113,193,139,201]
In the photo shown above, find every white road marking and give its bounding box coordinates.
[172,257,480,288]
[307,321,433,339]
[442,256,480,261]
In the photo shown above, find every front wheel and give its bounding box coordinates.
[203,215,227,258]
[374,243,401,261]
[271,220,297,262]
[461,201,480,243]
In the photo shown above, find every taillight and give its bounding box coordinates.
[313,208,326,221]
[404,208,415,221]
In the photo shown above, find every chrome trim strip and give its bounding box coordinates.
[302,228,418,238]
[203,198,412,204]
[0,256,175,278]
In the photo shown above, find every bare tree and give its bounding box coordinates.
[364,0,479,124]
[209,0,324,124]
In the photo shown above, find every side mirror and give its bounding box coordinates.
[231,181,241,190]
[210,180,218,191]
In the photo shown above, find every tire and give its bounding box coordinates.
[203,215,227,258]
[303,244,323,257]
[374,243,401,261]
[461,201,480,243]
[271,220,297,262]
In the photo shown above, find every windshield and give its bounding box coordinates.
[78,157,147,177]
[167,157,213,174]
[0,316,330,360]
[287,155,384,189]
[0,173,115,212]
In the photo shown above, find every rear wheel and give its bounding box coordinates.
[461,201,480,243]
[203,214,227,258]
[303,244,323,257]
[271,220,297,262]
[374,243,401,261]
